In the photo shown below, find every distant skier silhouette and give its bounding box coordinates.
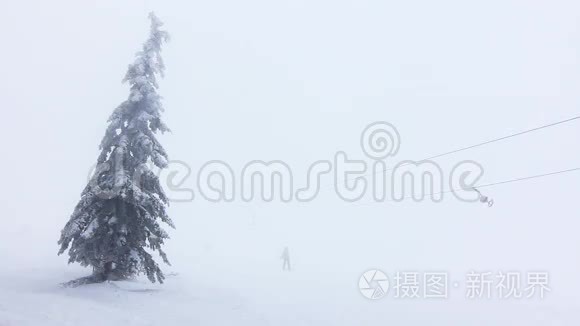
[281,247,291,271]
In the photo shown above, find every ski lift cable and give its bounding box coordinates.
[472,167,580,190]
[358,167,580,204]
[422,115,580,162]
[368,114,580,178]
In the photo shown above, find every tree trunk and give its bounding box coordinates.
[103,261,114,280]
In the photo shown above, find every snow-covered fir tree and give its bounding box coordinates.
[58,13,173,284]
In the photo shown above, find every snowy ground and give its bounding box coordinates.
[2,203,580,326]
[1,266,578,325]
[1,182,580,325]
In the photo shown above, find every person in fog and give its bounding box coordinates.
[281,247,291,271]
